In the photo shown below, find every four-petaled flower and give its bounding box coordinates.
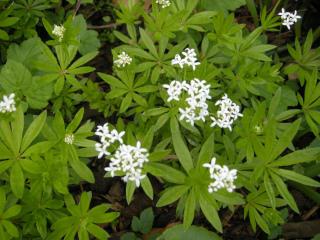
[278,8,301,30]
[203,157,237,193]
[171,48,200,71]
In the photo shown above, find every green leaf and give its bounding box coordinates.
[0,60,32,93]
[0,121,15,154]
[0,141,12,159]
[120,94,133,113]
[0,160,13,174]
[275,169,320,187]
[197,133,214,168]
[270,172,299,213]
[78,227,89,240]
[87,224,109,240]
[54,77,65,95]
[264,172,276,209]
[269,119,301,161]
[10,163,24,198]
[270,148,320,167]
[170,117,194,173]
[69,146,94,183]
[80,192,92,215]
[131,216,140,232]
[3,205,21,219]
[2,220,19,238]
[11,106,24,153]
[187,11,216,25]
[7,38,42,67]
[253,208,270,234]
[141,176,153,200]
[199,192,222,232]
[0,17,19,27]
[91,212,119,224]
[145,163,186,184]
[0,29,9,40]
[199,0,245,12]
[154,113,170,131]
[21,111,47,152]
[156,185,190,207]
[183,189,196,229]
[139,207,154,234]
[20,159,42,174]
[139,28,158,57]
[211,191,245,205]
[66,108,84,133]
[69,51,98,70]
[161,224,221,240]
[126,181,136,204]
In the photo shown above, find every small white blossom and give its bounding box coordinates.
[210,94,242,131]
[0,93,16,113]
[163,79,211,126]
[104,141,149,187]
[162,80,187,102]
[64,134,74,145]
[203,158,237,193]
[95,123,125,159]
[180,79,211,125]
[156,0,171,8]
[171,54,185,69]
[171,48,200,71]
[278,8,301,30]
[114,51,132,68]
[52,24,65,42]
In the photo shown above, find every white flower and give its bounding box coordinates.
[104,141,149,187]
[114,51,132,68]
[181,48,201,70]
[278,8,301,30]
[52,24,65,42]
[0,93,16,113]
[162,80,187,102]
[180,79,211,126]
[203,158,237,193]
[210,94,242,131]
[171,48,200,71]
[64,134,74,145]
[171,54,185,69]
[95,123,125,159]
[163,79,211,126]
[156,0,171,8]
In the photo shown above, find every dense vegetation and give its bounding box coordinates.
[0,0,320,239]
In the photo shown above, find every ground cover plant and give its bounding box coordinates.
[0,0,320,239]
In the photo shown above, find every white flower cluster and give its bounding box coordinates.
[203,158,237,193]
[210,94,242,131]
[0,93,16,113]
[95,123,149,187]
[64,134,74,145]
[278,8,301,30]
[163,79,211,126]
[95,123,125,159]
[104,141,149,187]
[171,48,200,71]
[114,51,132,68]
[52,24,65,42]
[156,0,171,8]
[162,80,186,102]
